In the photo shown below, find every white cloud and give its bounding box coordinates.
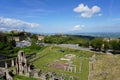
[0,17,40,31]
[0,28,7,30]
[73,3,101,18]
[98,13,102,16]
[72,25,84,31]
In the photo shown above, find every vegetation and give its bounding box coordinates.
[30,46,93,80]
[0,32,19,56]
[14,75,37,80]
[103,41,109,52]
[80,59,89,80]
[90,38,120,53]
[44,35,94,47]
[0,31,120,80]
[90,38,103,51]
[90,54,120,80]
[30,34,38,41]
[21,45,46,55]
[109,40,120,52]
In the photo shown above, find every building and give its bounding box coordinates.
[37,35,44,41]
[8,36,24,42]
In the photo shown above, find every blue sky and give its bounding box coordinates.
[0,0,120,33]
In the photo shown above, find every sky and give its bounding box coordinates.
[0,0,120,33]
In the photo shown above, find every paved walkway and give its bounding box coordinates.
[56,44,90,51]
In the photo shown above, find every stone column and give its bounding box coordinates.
[11,59,14,67]
[79,62,83,73]
[15,58,18,74]
[28,65,31,72]
[70,67,73,72]
[19,62,23,75]
[64,66,67,71]
[67,66,69,72]
[91,62,94,70]
[74,66,76,73]
[5,62,7,69]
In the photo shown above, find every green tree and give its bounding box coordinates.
[31,34,38,41]
[109,40,120,52]
[9,39,16,47]
[103,41,109,52]
[0,42,5,50]
[0,32,19,54]
[90,38,103,51]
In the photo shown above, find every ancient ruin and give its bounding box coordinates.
[15,50,29,76]
[1,50,75,80]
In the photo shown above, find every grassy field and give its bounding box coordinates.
[13,46,120,80]
[14,75,37,80]
[90,54,120,80]
[28,46,93,80]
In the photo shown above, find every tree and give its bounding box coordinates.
[9,39,16,47]
[44,35,67,44]
[103,41,109,52]
[90,38,103,51]
[109,40,120,52]
[0,42,5,50]
[31,34,38,41]
[0,32,19,54]
[0,35,7,43]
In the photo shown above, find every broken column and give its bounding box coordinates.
[74,65,76,73]
[5,62,8,69]
[11,59,14,67]
[16,50,28,75]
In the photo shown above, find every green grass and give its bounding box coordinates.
[32,46,66,69]
[80,58,89,80]
[90,54,120,80]
[30,46,93,80]
[12,46,93,80]
[21,46,47,55]
[14,75,37,80]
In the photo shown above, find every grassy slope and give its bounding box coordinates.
[10,46,120,80]
[90,54,120,80]
[14,75,37,80]
[80,58,89,80]
[31,46,93,80]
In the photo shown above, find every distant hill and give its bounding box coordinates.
[67,31,120,38]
